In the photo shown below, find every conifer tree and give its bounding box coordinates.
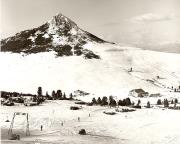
[52,90,56,100]
[56,90,62,99]
[109,96,116,107]
[118,100,123,106]
[157,99,162,105]
[125,98,131,106]
[37,87,42,96]
[101,96,108,106]
[46,91,49,97]
[92,97,97,105]
[175,98,178,104]
[164,99,169,107]
[97,97,102,105]
[171,100,174,104]
[63,92,66,100]
[147,101,150,108]
[69,93,73,100]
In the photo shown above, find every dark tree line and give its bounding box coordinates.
[1,86,72,105]
[91,96,132,107]
[1,91,36,99]
[157,98,178,108]
[46,89,73,100]
[117,98,132,106]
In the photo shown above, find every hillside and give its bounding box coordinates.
[0,42,180,96]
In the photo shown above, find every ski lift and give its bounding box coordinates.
[8,112,30,140]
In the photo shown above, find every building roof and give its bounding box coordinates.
[131,88,146,93]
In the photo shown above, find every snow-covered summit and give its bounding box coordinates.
[48,13,78,35]
[1,13,106,59]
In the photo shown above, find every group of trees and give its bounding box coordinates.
[92,96,179,109]
[1,91,36,99]
[2,86,179,109]
[117,98,132,106]
[92,97,108,106]
[45,88,73,101]
[171,99,178,104]
[92,96,180,109]
[33,87,74,104]
[91,96,132,107]
[1,90,37,105]
[157,98,178,108]
[1,86,74,106]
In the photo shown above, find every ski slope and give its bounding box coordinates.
[0,42,180,96]
[1,100,180,144]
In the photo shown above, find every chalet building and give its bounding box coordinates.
[129,89,149,97]
[149,93,161,97]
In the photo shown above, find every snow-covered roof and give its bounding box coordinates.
[130,88,146,93]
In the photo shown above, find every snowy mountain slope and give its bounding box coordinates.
[0,42,180,96]
[1,13,107,59]
[0,13,180,96]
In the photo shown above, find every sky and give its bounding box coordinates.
[0,0,180,52]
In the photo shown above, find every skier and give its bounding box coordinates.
[40,125,43,131]
[130,67,132,72]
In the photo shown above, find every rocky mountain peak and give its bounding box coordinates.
[1,13,107,59]
[48,13,78,35]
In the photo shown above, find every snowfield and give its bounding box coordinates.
[1,42,180,144]
[1,100,180,144]
[0,42,180,96]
